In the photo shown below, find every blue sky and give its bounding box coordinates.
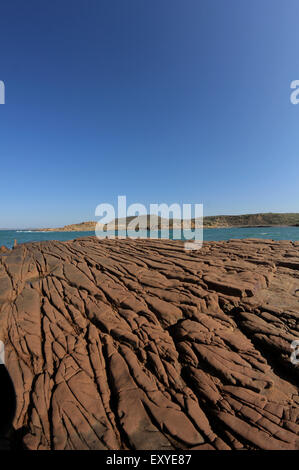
[0,0,299,228]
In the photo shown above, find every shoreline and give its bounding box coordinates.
[1,225,299,251]
[10,223,299,232]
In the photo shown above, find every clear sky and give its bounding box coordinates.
[0,0,299,228]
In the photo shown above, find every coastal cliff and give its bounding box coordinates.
[0,237,298,450]
[37,212,299,232]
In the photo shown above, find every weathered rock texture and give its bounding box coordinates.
[0,237,298,450]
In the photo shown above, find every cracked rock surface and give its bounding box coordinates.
[0,237,298,450]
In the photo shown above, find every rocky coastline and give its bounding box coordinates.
[34,212,299,232]
[0,237,298,450]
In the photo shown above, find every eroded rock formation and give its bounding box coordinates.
[0,237,298,450]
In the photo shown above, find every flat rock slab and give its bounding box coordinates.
[0,237,298,450]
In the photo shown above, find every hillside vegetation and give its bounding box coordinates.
[38,213,299,231]
[203,212,299,227]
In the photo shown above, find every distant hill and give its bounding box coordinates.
[37,212,299,232]
[203,212,299,228]
[38,221,98,232]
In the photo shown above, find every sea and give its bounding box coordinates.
[0,226,299,249]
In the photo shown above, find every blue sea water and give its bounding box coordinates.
[0,226,299,249]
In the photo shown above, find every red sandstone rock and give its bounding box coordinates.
[0,237,298,450]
